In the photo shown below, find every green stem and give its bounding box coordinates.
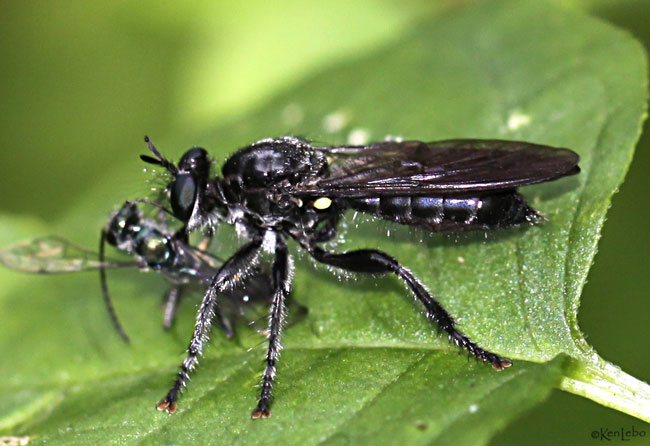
[560,355,650,423]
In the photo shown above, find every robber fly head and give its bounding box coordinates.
[140,136,222,231]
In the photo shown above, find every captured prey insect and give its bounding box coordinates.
[0,201,272,341]
[141,135,580,418]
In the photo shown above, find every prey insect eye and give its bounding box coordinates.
[170,174,197,222]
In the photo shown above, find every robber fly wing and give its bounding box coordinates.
[296,139,579,197]
[0,236,138,274]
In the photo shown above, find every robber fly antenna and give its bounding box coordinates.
[140,136,178,175]
[99,228,130,343]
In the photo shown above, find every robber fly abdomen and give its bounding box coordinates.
[346,192,539,231]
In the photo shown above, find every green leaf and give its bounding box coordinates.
[0,0,647,444]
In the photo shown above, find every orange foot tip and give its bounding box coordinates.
[492,359,513,371]
[251,408,271,419]
[156,400,178,414]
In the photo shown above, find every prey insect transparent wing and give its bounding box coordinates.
[295,139,580,197]
[0,236,137,274]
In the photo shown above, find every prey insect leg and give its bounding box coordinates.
[252,237,291,419]
[157,239,262,414]
[162,285,185,330]
[306,245,511,370]
[162,284,234,336]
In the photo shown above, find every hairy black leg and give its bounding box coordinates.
[157,239,262,414]
[306,245,511,370]
[99,229,130,343]
[251,237,291,419]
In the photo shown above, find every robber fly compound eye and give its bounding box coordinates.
[170,174,198,222]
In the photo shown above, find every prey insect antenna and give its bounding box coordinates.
[99,229,130,343]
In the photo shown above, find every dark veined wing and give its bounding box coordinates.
[0,236,137,274]
[297,139,580,197]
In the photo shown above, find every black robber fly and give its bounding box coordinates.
[0,201,272,342]
[140,136,580,418]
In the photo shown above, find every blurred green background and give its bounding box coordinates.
[0,0,648,444]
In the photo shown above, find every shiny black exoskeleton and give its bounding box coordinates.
[141,135,580,418]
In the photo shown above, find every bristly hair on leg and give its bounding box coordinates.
[252,238,292,419]
[156,239,262,414]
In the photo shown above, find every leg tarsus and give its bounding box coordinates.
[251,400,271,419]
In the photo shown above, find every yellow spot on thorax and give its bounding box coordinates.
[313,197,332,210]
